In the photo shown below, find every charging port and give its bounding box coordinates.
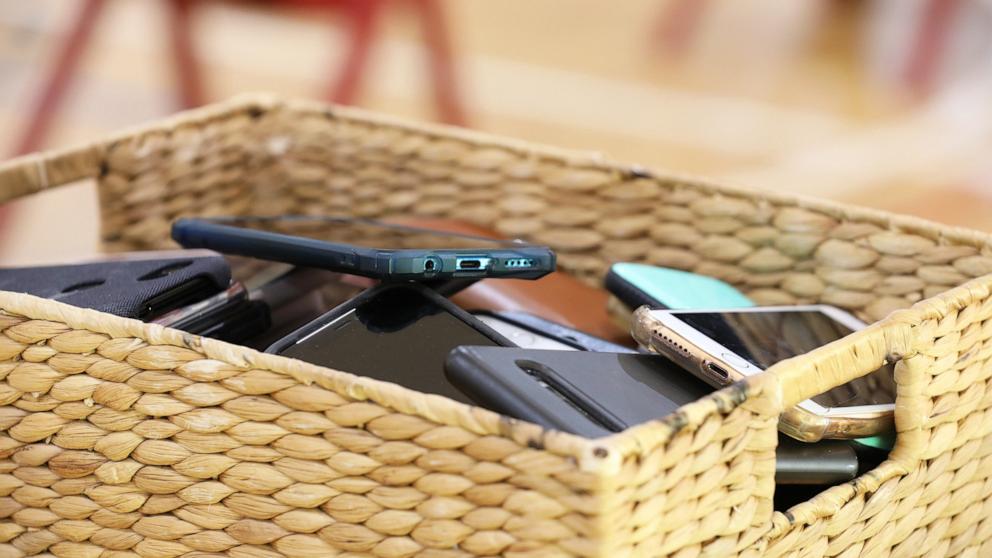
[456,257,491,271]
[705,361,730,382]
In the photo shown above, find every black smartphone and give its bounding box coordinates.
[266,282,511,404]
[473,311,637,353]
[446,346,709,437]
[0,252,231,320]
[445,346,859,484]
[172,216,556,282]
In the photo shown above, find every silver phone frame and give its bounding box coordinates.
[475,315,579,351]
[643,304,896,419]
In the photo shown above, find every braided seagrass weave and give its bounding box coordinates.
[0,95,991,557]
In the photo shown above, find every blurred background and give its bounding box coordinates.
[2,0,992,263]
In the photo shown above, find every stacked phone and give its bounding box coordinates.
[2,215,896,506]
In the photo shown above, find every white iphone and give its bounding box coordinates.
[632,305,896,442]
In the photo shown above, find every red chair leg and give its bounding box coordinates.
[14,0,106,156]
[165,0,205,108]
[904,0,959,97]
[413,0,466,126]
[328,0,383,105]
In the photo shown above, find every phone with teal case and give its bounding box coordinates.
[605,263,754,310]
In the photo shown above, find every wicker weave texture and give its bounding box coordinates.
[0,295,614,558]
[92,101,992,326]
[0,95,990,557]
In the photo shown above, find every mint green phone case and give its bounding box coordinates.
[608,262,754,309]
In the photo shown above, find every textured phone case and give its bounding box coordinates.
[0,255,230,318]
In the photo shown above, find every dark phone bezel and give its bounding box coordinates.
[604,266,667,309]
[172,216,556,281]
[265,282,514,359]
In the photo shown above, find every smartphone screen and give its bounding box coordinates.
[674,310,896,408]
[212,216,526,250]
[277,285,500,404]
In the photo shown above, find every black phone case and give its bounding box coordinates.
[0,255,231,319]
[265,282,513,356]
[445,347,709,437]
[604,267,667,309]
[173,216,555,281]
[445,346,860,483]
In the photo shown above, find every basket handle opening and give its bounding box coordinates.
[768,318,915,411]
[765,306,930,468]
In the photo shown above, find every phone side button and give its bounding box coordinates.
[339,252,358,268]
[720,352,754,371]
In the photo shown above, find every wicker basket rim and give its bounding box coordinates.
[2,93,992,252]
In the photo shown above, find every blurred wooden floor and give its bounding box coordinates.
[1,0,990,263]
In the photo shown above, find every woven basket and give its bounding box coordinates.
[1,95,991,558]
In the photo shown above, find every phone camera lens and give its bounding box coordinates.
[424,260,435,271]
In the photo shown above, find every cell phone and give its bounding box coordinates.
[605,263,754,309]
[153,281,248,328]
[152,282,271,344]
[172,216,556,282]
[0,252,230,320]
[186,299,270,343]
[473,311,636,353]
[446,347,706,437]
[632,305,896,442]
[444,346,859,484]
[266,282,511,404]
[387,216,628,343]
